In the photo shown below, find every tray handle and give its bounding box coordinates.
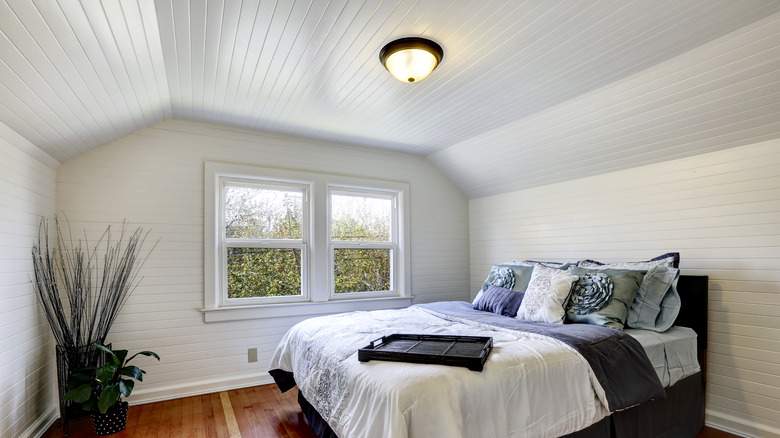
[369,336,386,349]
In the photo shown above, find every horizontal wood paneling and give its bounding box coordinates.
[55,119,469,405]
[469,141,780,437]
[0,122,58,438]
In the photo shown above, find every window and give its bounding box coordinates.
[204,162,411,321]
[222,180,308,304]
[330,189,396,297]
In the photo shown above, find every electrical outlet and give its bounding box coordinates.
[248,348,258,363]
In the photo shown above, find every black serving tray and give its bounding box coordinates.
[358,334,493,371]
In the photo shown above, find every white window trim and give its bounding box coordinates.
[203,162,412,322]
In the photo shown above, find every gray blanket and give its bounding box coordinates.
[417,301,666,411]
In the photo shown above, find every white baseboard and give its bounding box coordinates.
[706,409,780,438]
[126,371,276,406]
[20,406,58,438]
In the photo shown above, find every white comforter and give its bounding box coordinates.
[270,306,612,438]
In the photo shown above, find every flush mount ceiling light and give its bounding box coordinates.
[379,37,444,83]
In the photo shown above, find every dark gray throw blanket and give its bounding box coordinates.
[416,301,666,412]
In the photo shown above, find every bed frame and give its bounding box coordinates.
[293,274,709,438]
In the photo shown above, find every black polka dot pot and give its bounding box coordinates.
[92,401,129,435]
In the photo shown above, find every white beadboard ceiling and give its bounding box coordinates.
[2,0,780,197]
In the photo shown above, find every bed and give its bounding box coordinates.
[269,265,708,438]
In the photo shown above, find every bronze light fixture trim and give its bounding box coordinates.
[379,37,444,83]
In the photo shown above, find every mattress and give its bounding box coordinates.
[625,326,700,387]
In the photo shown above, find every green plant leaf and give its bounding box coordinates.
[119,379,134,397]
[120,365,144,381]
[92,344,119,364]
[63,383,93,403]
[95,364,118,385]
[126,350,160,363]
[67,369,95,387]
[98,385,121,414]
[114,349,129,365]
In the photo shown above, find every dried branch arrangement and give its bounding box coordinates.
[31,217,156,349]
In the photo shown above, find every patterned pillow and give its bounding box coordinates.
[473,285,525,317]
[473,263,535,304]
[566,267,645,330]
[516,264,579,324]
[567,273,613,316]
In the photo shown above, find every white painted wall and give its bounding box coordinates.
[469,141,780,438]
[0,123,59,437]
[55,119,470,404]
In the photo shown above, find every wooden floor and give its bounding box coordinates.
[43,384,740,438]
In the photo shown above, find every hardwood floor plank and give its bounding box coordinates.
[41,383,740,438]
[191,392,206,438]
[220,391,243,437]
[132,403,153,437]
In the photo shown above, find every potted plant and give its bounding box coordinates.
[31,218,157,434]
[64,344,160,435]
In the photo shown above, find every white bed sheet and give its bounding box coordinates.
[625,326,700,387]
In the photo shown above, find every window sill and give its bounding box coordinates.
[201,296,414,323]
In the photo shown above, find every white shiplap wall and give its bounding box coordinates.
[469,141,780,438]
[54,119,469,404]
[0,123,59,437]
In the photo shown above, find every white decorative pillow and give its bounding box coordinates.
[516,264,579,324]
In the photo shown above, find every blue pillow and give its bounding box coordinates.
[473,285,525,317]
[627,266,681,332]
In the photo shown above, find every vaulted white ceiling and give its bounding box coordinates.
[2,0,780,197]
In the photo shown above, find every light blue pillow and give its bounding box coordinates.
[473,263,535,304]
[626,266,681,332]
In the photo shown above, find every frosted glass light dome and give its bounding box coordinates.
[380,37,443,83]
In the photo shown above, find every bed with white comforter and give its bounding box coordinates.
[269,302,666,438]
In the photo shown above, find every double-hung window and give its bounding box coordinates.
[330,188,396,298]
[222,179,308,304]
[204,162,411,322]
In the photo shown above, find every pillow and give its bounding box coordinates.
[573,257,682,332]
[516,264,579,324]
[566,267,645,330]
[473,285,525,317]
[578,252,679,269]
[626,266,681,332]
[522,260,572,269]
[473,263,535,304]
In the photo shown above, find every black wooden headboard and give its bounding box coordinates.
[675,275,709,373]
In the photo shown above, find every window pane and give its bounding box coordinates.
[227,247,301,298]
[334,248,390,293]
[331,193,391,241]
[225,185,302,239]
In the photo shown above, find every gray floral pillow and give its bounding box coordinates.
[567,273,613,315]
[566,267,645,330]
